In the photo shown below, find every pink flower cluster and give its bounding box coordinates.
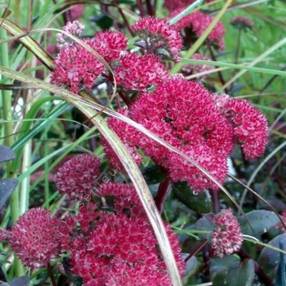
[64,183,185,285]
[115,53,168,91]
[173,10,225,49]
[4,208,62,268]
[211,209,243,257]
[55,154,100,201]
[132,17,183,59]
[165,0,214,12]
[214,95,268,160]
[57,20,84,49]
[231,16,254,30]
[51,31,127,93]
[108,78,268,192]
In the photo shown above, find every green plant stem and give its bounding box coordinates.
[0,29,18,222]
[0,28,25,278]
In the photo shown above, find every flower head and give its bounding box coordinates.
[211,209,243,257]
[92,31,128,62]
[57,20,85,49]
[70,213,185,285]
[215,95,268,160]
[231,16,253,30]
[109,78,233,191]
[173,11,225,49]
[51,39,104,93]
[9,208,62,268]
[68,4,84,21]
[132,17,183,59]
[97,182,145,217]
[115,53,169,91]
[55,154,101,201]
[165,0,214,12]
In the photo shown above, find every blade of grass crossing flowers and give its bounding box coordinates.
[172,0,233,74]
[0,65,242,214]
[168,0,205,25]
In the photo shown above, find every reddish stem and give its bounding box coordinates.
[155,177,171,213]
[185,240,208,262]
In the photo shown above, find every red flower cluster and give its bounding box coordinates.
[63,182,185,285]
[98,182,145,217]
[71,217,184,285]
[211,209,243,257]
[91,31,128,62]
[57,20,84,49]
[173,10,225,49]
[51,39,104,93]
[231,16,254,30]
[165,0,214,12]
[51,31,127,93]
[132,17,183,59]
[115,53,168,91]
[108,78,268,191]
[8,208,62,268]
[55,154,101,201]
[214,95,268,160]
[109,78,233,191]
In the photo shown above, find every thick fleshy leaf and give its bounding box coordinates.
[10,277,29,286]
[240,210,280,238]
[276,241,286,286]
[0,145,15,163]
[210,256,255,286]
[173,182,212,213]
[0,179,17,210]
[258,233,286,279]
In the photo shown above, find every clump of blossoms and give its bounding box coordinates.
[108,77,268,192]
[109,78,234,191]
[132,17,183,59]
[172,10,225,49]
[214,94,268,160]
[54,154,100,201]
[211,209,243,257]
[1,208,62,269]
[115,53,168,91]
[231,16,254,30]
[56,20,84,49]
[164,0,214,13]
[51,30,127,93]
[61,182,185,285]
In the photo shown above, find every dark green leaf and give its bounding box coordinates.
[0,145,15,163]
[0,179,17,210]
[10,277,29,286]
[240,210,280,238]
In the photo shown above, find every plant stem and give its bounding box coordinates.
[234,29,241,64]
[0,29,18,221]
[210,191,220,214]
[146,0,154,15]
[136,0,145,16]
[155,176,170,213]
[47,263,57,286]
[1,25,25,278]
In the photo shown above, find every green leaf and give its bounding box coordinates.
[259,233,286,279]
[276,240,286,286]
[173,182,212,213]
[240,210,280,238]
[210,256,255,286]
